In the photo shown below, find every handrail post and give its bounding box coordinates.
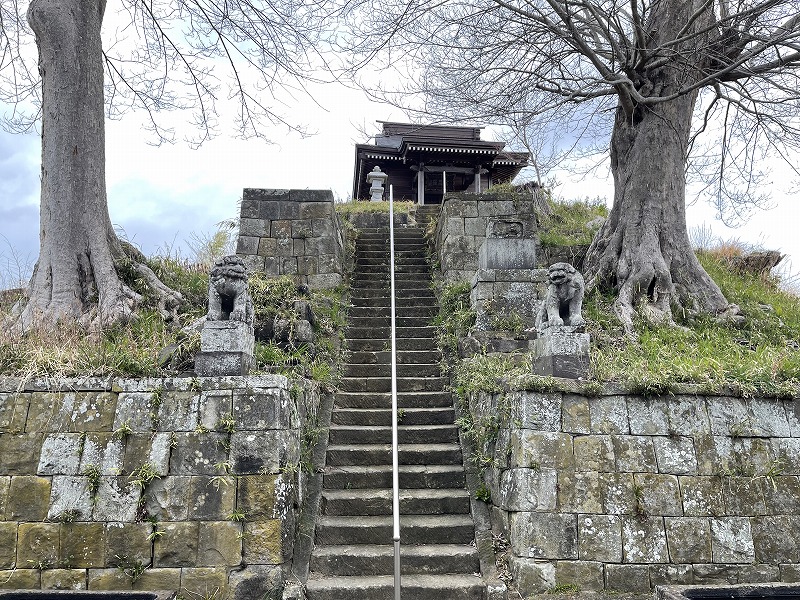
[389,186,401,600]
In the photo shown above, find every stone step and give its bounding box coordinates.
[321,488,470,516]
[304,574,483,600]
[348,298,437,311]
[310,544,479,576]
[348,287,435,298]
[351,273,431,284]
[343,363,440,378]
[339,377,446,393]
[345,350,441,365]
[356,256,429,266]
[346,316,434,329]
[325,444,462,466]
[346,338,436,352]
[328,424,457,445]
[345,324,437,338]
[324,465,465,490]
[330,407,454,427]
[348,306,438,319]
[334,391,452,409]
[357,264,431,274]
[315,514,475,546]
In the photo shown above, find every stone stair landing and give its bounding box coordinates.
[305,220,484,600]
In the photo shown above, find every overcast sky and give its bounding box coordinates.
[1,79,798,289]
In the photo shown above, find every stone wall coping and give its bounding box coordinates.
[657,582,800,600]
[0,374,289,394]
[486,376,799,400]
[243,188,334,203]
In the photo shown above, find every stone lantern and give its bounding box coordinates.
[366,166,388,201]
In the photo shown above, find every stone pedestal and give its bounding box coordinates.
[195,320,255,376]
[532,326,589,379]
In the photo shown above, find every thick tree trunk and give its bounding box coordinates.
[583,1,738,335]
[14,0,180,332]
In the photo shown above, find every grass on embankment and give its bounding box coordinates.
[0,259,345,384]
[588,251,800,397]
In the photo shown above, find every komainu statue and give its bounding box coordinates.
[207,255,253,325]
[536,262,585,332]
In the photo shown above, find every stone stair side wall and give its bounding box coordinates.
[0,375,321,599]
[236,189,347,289]
[432,192,539,284]
[465,385,800,596]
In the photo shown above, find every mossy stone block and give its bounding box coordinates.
[588,396,629,434]
[228,564,282,600]
[17,522,60,568]
[154,522,199,567]
[621,515,668,563]
[48,476,93,522]
[38,433,83,475]
[198,521,242,567]
[123,432,171,476]
[510,430,573,470]
[577,515,621,562]
[79,433,124,476]
[156,391,200,431]
[554,560,604,592]
[25,392,60,432]
[633,473,682,516]
[145,476,191,521]
[237,474,278,519]
[665,516,712,563]
[243,520,281,564]
[60,523,105,568]
[573,436,615,472]
[230,430,299,475]
[92,477,140,522]
[0,392,28,432]
[558,471,602,514]
[88,567,133,590]
[170,433,227,475]
[561,395,590,434]
[180,566,227,598]
[42,568,87,589]
[0,568,40,589]
[104,522,152,566]
[0,522,17,568]
[510,512,577,560]
[68,392,117,432]
[679,475,725,516]
[0,433,44,474]
[611,435,657,473]
[114,392,156,432]
[7,475,51,521]
[188,476,236,520]
[132,567,180,591]
[604,564,650,592]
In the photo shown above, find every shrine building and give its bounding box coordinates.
[352,122,529,204]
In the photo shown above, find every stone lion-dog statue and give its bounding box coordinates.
[207,255,254,325]
[536,262,585,332]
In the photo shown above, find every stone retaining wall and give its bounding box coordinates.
[433,193,539,283]
[236,189,346,288]
[0,376,318,599]
[465,384,800,595]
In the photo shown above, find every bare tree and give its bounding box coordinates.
[0,0,333,332]
[344,0,800,333]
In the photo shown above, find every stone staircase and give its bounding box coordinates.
[305,216,484,600]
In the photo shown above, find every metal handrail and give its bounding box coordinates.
[389,185,401,600]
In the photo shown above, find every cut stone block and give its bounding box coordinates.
[532,329,590,379]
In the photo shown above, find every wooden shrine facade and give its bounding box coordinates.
[352,122,529,203]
